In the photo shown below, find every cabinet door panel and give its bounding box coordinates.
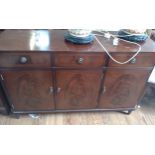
[56,70,102,110]
[99,69,151,109]
[2,71,54,111]
[0,85,7,113]
[0,100,7,113]
[0,94,6,113]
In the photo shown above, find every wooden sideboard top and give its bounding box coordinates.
[0,29,155,53]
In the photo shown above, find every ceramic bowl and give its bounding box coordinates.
[68,29,92,38]
[64,31,94,44]
[118,29,148,42]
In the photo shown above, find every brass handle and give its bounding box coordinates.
[57,87,61,93]
[77,57,84,64]
[130,58,136,64]
[0,74,4,81]
[19,56,28,64]
[102,86,106,94]
[49,87,54,93]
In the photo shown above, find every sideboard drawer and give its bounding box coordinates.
[108,53,155,68]
[0,53,51,68]
[54,53,105,68]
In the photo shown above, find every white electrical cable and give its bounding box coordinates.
[93,33,142,64]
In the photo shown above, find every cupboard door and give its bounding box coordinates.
[0,85,7,114]
[0,90,6,113]
[55,70,102,110]
[0,99,7,113]
[99,69,151,109]
[2,71,54,111]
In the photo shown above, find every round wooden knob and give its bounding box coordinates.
[19,56,28,64]
[130,58,136,64]
[77,57,84,64]
[57,87,61,93]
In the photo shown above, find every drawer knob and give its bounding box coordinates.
[49,87,54,93]
[19,56,28,64]
[57,87,61,93]
[130,58,136,64]
[102,86,106,94]
[77,57,84,64]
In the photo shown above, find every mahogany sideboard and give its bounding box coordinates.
[0,29,155,116]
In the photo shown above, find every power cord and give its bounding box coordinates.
[92,30,142,64]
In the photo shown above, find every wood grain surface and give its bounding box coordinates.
[0,84,155,125]
[0,29,155,53]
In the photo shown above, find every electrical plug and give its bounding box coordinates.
[113,38,119,45]
[104,33,111,39]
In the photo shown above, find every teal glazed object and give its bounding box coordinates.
[64,31,94,44]
[118,30,148,42]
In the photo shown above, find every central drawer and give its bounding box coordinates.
[0,53,51,68]
[54,53,106,68]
